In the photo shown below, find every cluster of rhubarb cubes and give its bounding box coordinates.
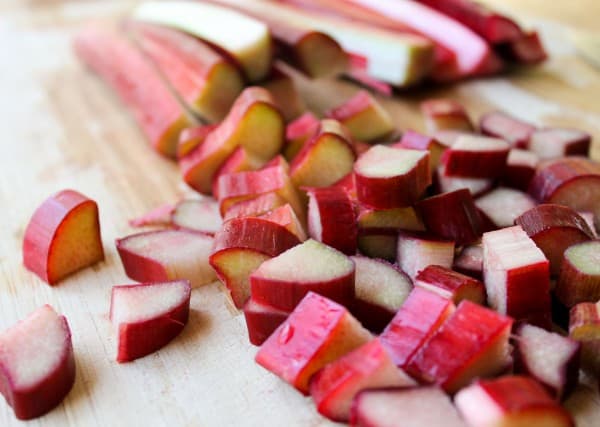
[3,0,599,424]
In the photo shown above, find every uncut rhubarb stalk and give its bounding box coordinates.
[74,25,190,158]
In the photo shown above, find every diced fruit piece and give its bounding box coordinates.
[351,386,468,427]
[482,225,551,327]
[210,216,301,308]
[250,239,355,311]
[23,189,104,285]
[417,189,482,246]
[556,241,600,307]
[255,292,372,393]
[433,129,473,146]
[475,187,536,229]
[479,111,536,148]
[326,91,394,142]
[180,87,284,194]
[514,323,580,400]
[351,256,413,332]
[259,204,307,242]
[260,64,306,122]
[442,135,509,178]
[129,22,244,123]
[397,232,455,280]
[455,376,574,427]
[355,145,430,209]
[357,205,425,232]
[380,287,455,367]
[407,301,513,393]
[418,0,522,44]
[74,25,189,157]
[528,128,591,160]
[129,203,175,228]
[500,31,548,64]
[436,164,494,197]
[357,230,398,262]
[110,280,191,362]
[177,124,217,159]
[171,199,222,235]
[223,192,287,221]
[209,0,349,78]
[307,188,357,255]
[528,157,600,228]
[569,301,600,374]
[502,148,539,191]
[515,204,594,275]
[397,130,448,173]
[133,0,272,82]
[284,112,320,161]
[415,265,486,305]
[212,147,267,199]
[216,157,304,225]
[290,119,356,189]
[243,298,290,346]
[310,339,416,422]
[340,0,499,78]
[454,242,484,280]
[0,305,75,420]
[421,99,473,133]
[116,229,215,287]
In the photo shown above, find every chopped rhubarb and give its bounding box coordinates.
[479,111,536,148]
[243,298,290,346]
[397,232,455,280]
[171,198,222,235]
[502,148,539,191]
[528,128,591,160]
[421,99,473,133]
[556,241,600,307]
[475,187,536,229]
[441,135,509,179]
[415,265,486,305]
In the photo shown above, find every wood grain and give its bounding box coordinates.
[1,1,599,426]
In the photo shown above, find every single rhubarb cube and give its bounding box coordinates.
[309,338,416,422]
[475,187,536,229]
[250,239,355,311]
[501,148,538,191]
[255,292,372,393]
[350,256,413,332]
[455,376,574,427]
[479,111,536,148]
[379,287,455,368]
[514,323,580,400]
[435,164,495,197]
[421,98,474,133]
[501,31,548,65]
[556,241,600,307]
[416,189,483,246]
[397,232,455,280]
[171,198,222,235]
[351,386,468,427]
[354,145,430,210]
[407,300,513,393]
[243,298,290,346]
[442,135,509,179]
[415,265,486,305]
[569,301,600,374]
[482,225,551,328]
[528,128,591,160]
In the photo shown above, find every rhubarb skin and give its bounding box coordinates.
[483,225,551,328]
[528,157,600,228]
[441,135,510,179]
[0,305,75,420]
[502,148,539,191]
[479,111,536,148]
[417,0,523,44]
[212,147,266,199]
[290,119,356,189]
[129,22,244,123]
[556,241,600,307]
[307,188,357,255]
[23,189,104,285]
[309,339,416,422]
[455,376,574,427]
[379,287,456,368]
[180,87,285,195]
[326,90,395,142]
[222,192,287,221]
[416,189,483,246]
[74,25,189,158]
[177,124,217,159]
[415,265,486,305]
[243,298,290,346]
[406,300,513,393]
[397,130,448,173]
[354,145,430,210]
[284,112,320,161]
[515,204,594,275]
[110,280,191,362]
[420,98,474,133]
[255,292,372,394]
[499,31,548,65]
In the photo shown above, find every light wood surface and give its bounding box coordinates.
[1,1,600,426]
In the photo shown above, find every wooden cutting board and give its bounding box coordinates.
[1,1,599,426]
